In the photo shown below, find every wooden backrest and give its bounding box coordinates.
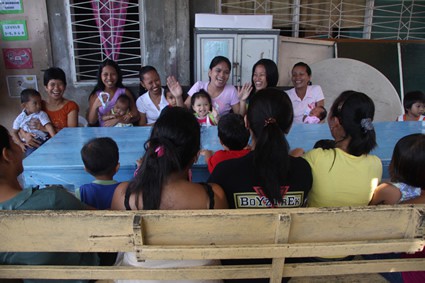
[0,205,424,281]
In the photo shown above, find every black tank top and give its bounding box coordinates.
[124,183,215,210]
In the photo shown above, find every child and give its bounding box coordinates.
[101,95,133,127]
[396,91,425,121]
[76,137,121,210]
[369,133,424,205]
[164,86,177,107]
[12,89,55,155]
[191,89,218,126]
[303,105,327,124]
[201,113,250,173]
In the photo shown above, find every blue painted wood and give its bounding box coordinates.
[23,122,425,191]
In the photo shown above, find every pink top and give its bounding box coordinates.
[188,81,239,116]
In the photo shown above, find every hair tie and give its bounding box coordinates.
[360,118,374,133]
[264,117,276,127]
[155,145,164,157]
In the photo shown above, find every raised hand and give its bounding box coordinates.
[237,82,253,102]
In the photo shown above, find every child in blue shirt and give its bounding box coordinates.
[76,137,120,210]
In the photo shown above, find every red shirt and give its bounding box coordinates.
[207,149,250,173]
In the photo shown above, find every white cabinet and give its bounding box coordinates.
[194,29,279,85]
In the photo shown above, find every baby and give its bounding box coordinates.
[303,105,327,124]
[191,89,218,126]
[102,95,133,127]
[12,89,55,155]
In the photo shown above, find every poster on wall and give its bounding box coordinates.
[3,48,33,69]
[6,75,38,98]
[0,20,28,41]
[0,0,23,14]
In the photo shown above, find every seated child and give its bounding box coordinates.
[396,91,425,121]
[369,133,424,205]
[191,89,218,126]
[303,105,327,124]
[76,137,121,210]
[201,113,250,173]
[102,95,133,127]
[11,89,55,155]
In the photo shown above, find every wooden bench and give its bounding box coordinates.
[0,205,424,282]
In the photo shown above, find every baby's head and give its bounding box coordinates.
[164,86,177,107]
[309,105,327,121]
[191,89,212,118]
[403,91,425,117]
[113,95,131,117]
[218,113,250,151]
[20,88,42,115]
[81,137,119,178]
[390,133,425,188]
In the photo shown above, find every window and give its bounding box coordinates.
[67,0,142,83]
[218,0,425,40]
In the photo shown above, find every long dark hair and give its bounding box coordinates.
[251,59,279,89]
[247,88,293,204]
[90,59,125,98]
[0,125,11,152]
[389,133,425,188]
[330,90,377,156]
[127,107,200,210]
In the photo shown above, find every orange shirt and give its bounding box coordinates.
[42,100,79,131]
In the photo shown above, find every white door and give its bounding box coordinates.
[196,34,236,83]
[237,34,279,85]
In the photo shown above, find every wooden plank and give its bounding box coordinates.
[0,258,424,280]
[270,214,291,283]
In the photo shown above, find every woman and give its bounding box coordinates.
[180,56,249,116]
[285,62,325,123]
[304,90,382,207]
[87,59,139,127]
[0,124,98,281]
[20,67,79,149]
[251,58,279,94]
[208,88,312,209]
[136,66,170,126]
[111,107,227,283]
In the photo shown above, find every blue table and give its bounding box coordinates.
[23,122,425,191]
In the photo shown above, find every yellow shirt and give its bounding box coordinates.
[303,148,382,207]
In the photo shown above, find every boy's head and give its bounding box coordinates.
[403,91,425,116]
[218,113,250,150]
[20,89,42,115]
[310,105,327,121]
[113,95,131,116]
[81,137,119,178]
[164,86,177,107]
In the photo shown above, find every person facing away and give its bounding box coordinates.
[102,95,133,127]
[76,137,121,210]
[304,90,382,207]
[285,62,325,124]
[111,106,227,283]
[191,89,219,126]
[87,59,139,127]
[201,113,250,173]
[12,89,56,156]
[302,105,327,124]
[0,124,99,283]
[369,133,424,205]
[208,88,312,209]
[396,90,425,121]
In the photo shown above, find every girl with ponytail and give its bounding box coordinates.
[209,88,312,209]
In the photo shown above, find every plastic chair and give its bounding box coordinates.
[78,115,88,127]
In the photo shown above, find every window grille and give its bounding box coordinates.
[67,0,142,83]
[217,0,425,40]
